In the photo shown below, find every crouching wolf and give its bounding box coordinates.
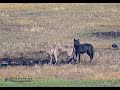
[47,44,74,65]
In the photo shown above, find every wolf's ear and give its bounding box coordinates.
[74,39,76,41]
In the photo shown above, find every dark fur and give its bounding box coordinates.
[73,39,94,63]
[112,43,119,50]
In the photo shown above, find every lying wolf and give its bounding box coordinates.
[47,44,74,65]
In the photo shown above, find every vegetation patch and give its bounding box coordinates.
[0,78,120,87]
[78,30,95,37]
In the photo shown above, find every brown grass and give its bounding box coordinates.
[0,63,120,80]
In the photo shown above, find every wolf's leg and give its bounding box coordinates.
[71,51,77,64]
[54,53,58,65]
[90,53,93,63]
[49,54,53,65]
[87,51,93,63]
[78,54,81,63]
[75,51,77,57]
[75,52,79,63]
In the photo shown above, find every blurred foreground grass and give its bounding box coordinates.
[0,78,120,87]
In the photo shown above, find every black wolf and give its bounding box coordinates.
[73,39,94,63]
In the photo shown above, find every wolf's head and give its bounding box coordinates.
[74,39,80,47]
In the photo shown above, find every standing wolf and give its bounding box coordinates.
[73,39,94,63]
[47,44,74,65]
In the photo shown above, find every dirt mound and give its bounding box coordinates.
[0,51,51,67]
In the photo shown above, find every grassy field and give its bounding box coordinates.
[0,78,120,87]
[0,3,120,87]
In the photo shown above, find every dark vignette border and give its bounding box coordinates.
[0,0,119,3]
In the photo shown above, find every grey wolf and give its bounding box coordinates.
[47,44,74,65]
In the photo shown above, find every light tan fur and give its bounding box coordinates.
[47,44,74,65]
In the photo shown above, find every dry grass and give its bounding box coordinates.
[0,63,120,80]
[0,3,108,11]
[0,3,120,80]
